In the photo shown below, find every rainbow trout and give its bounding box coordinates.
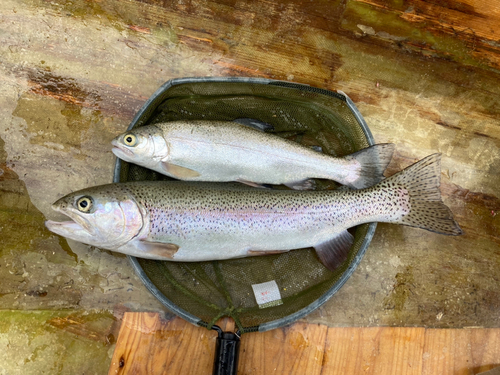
[111,120,395,189]
[45,154,462,271]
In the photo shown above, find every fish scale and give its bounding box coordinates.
[46,154,462,271]
[111,120,396,190]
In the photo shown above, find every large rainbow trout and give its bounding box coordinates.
[45,154,462,271]
[111,120,394,189]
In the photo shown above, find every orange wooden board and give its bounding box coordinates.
[109,313,500,375]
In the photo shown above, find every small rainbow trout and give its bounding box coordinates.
[45,154,462,271]
[111,120,394,189]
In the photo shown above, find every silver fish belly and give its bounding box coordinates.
[111,120,395,189]
[46,154,462,271]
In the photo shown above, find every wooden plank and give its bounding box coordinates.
[109,313,329,375]
[238,322,328,375]
[110,313,500,375]
[471,329,500,373]
[109,313,214,375]
[323,327,425,375]
[422,328,469,375]
[422,328,500,375]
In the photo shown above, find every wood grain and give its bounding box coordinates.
[109,313,500,375]
[0,0,498,328]
[239,322,328,374]
[109,313,214,375]
[1,0,499,372]
[324,327,425,375]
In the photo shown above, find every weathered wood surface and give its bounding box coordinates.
[0,0,499,343]
[0,310,120,374]
[0,0,499,372]
[109,312,500,375]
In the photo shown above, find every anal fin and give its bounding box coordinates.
[314,230,354,271]
[310,145,323,153]
[233,118,274,132]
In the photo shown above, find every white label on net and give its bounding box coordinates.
[251,280,283,309]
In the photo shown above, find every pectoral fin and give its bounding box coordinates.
[139,241,179,259]
[161,162,200,179]
[314,230,354,271]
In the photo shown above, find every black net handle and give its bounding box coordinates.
[212,325,241,375]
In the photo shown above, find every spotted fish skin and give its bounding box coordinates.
[111,120,395,189]
[46,154,462,270]
[118,181,407,261]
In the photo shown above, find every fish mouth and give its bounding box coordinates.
[45,215,100,247]
[45,205,96,239]
[45,219,87,236]
[111,140,135,158]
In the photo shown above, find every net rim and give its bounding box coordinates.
[113,76,377,332]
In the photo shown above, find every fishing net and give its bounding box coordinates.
[114,77,376,334]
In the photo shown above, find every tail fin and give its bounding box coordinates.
[344,143,395,189]
[383,153,463,235]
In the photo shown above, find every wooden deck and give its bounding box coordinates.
[109,313,500,375]
[0,0,497,328]
[0,0,499,373]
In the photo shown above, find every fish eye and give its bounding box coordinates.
[76,196,93,213]
[123,133,137,147]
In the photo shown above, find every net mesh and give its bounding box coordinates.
[116,80,372,333]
